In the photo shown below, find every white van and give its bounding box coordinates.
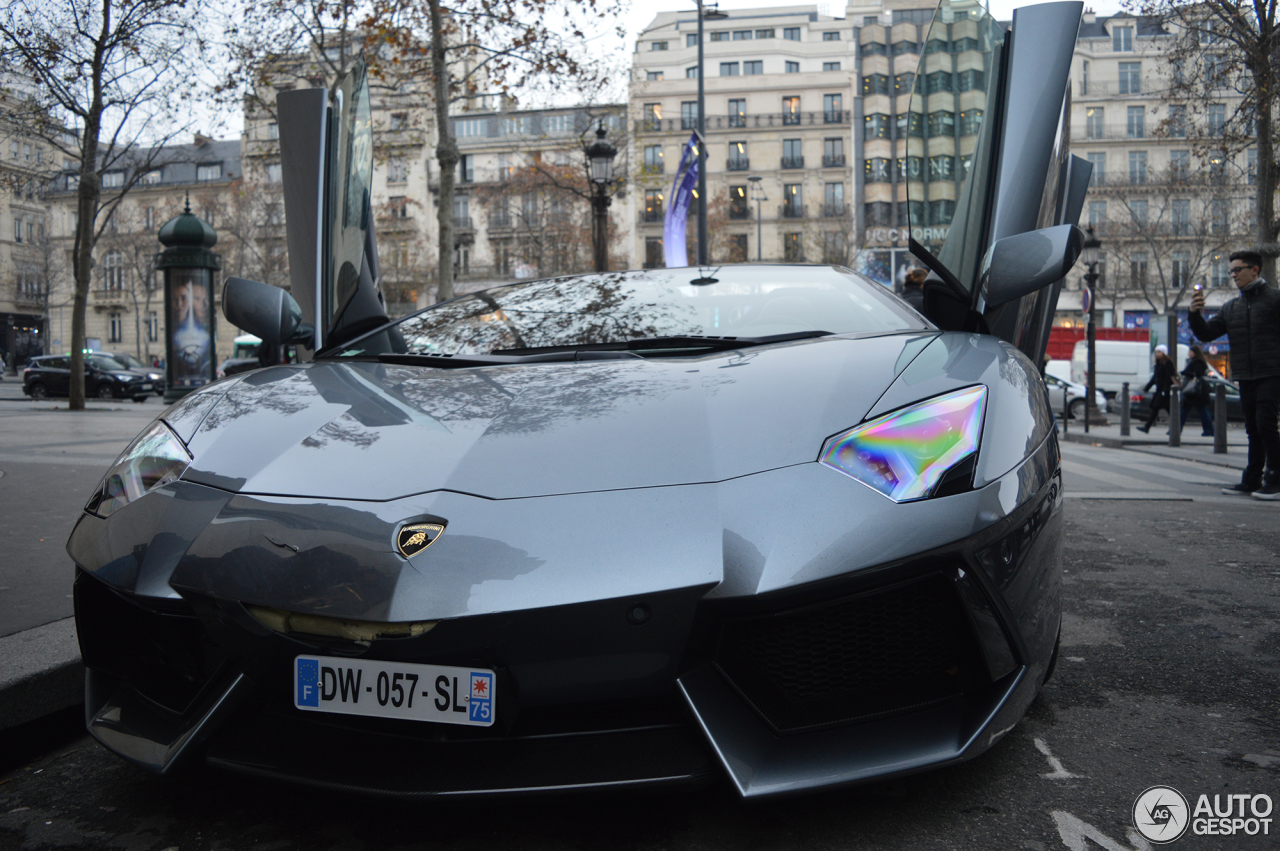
[1071,340,1191,397]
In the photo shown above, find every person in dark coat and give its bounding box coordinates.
[1190,249,1280,498]
[901,267,926,313]
[1137,344,1176,433]
[1179,344,1213,436]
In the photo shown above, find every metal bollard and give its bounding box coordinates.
[1063,386,1069,434]
[1169,386,1181,446]
[1119,382,1130,435]
[1214,384,1228,454]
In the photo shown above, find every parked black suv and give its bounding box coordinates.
[104,352,165,396]
[22,354,154,402]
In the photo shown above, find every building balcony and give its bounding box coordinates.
[726,157,750,171]
[455,215,474,231]
[641,210,664,224]
[781,112,801,126]
[634,111,851,135]
[779,204,806,219]
[728,115,746,128]
[728,207,751,220]
[640,163,665,176]
[822,154,847,168]
[823,110,848,124]
[489,213,514,230]
[781,156,805,169]
[93,288,129,304]
[821,203,848,218]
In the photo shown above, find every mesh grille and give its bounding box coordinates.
[714,572,984,733]
[75,571,228,716]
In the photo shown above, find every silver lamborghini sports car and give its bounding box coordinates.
[70,0,1092,797]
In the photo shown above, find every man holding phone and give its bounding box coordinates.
[1189,250,1280,498]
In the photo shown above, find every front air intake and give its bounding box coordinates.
[713,572,986,734]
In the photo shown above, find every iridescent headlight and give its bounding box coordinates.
[819,385,987,502]
[86,421,191,518]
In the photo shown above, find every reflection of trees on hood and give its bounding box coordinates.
[197,369,322,432]
[395,273,690,354]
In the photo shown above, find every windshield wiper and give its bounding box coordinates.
[491,330,833,357]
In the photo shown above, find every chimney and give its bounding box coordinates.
[194,132,212,148]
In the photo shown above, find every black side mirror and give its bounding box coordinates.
[222,277,314,349]
[978,225,1084,309]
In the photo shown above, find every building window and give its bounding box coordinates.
[497,153,514,181]
[143,206,155,230]
[1130,252,1149,287]
[196,163,221,181]
[501,115,531,135]
[1129,199,1148,225]
[744,60,762,75]
[105,250,125,290]
[108,312,123,343]
[387,156,407,183]
[1081,60,1090,93]
[389,196,408,218]
[651,41,668,51]
[686,66,699,79]
[647,71,663,81]
[644,189,664,222]
[784,232,803,260]
[894,113,923,138]
[783,27,800,41]
[824,182,845,216]
[756,28,775,38]
[1171,150,1190,180]
[823,137,845,167]
[1168,104,1186,137]
[643,103,662,131]
[1210,257,1229,287]
[146,311,158,342]
[710,31,728,42]
[645,237,663,269]
[681,101,699,130]
[1171,251,1191,288]
[782,139,803,169]
[1118,61,1141,95]
[12,217,22,243]
[956,69,984,91]
[927,110,955,138]
[1172,198,1190,234]
[782,96,801,124]
[823,61,840,72]
[894,72,915,94]
[266,162,282,183]
[865,113,890,139]
[928,155,955,181]
[782,183,803,217]
[733,30,752,40]
[727,99,746,127]
[644,144,664,174]
[1129,150,1147,184]
[1088,200,1106,227]
[862,74,888,95]
[1211,199,1229,234]
[960,109,983,136]
[1207,103,1226,135]
[1112,25,1133,51]
[928,199,955,226]
[141,169,163,184]
[822,31,840,41]
[823,94,843,122]
[267,123,279,140]
[861,41,887,57]
[785,61,799,74]
[686,33,698,47]
[727,140,748,170]
[865,202,892,226]
[1248,148,1258,184]
[1087,152,1106,185]
[865,158,890,183]
[729,185,749,220]
[103,171,124,188]
[459,154,474,183]
[1127,105,1145,138]
[925,71,952,94]
[720,62,739,76]
[456,117,485,137]
[454,195,470,228]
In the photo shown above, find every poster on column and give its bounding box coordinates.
[169,269,213,388]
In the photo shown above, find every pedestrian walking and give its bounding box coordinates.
[901,267,926,313]
[1137,344,1176,433]
[1179,344,1214,436]
[1189,249,1280,499]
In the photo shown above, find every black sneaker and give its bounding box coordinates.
[1253,483,1280,500]
[1221,483,1258,496]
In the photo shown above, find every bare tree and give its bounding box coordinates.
[1088,167,1244,311]
[97,200,176,362]
[1128,0,1278,279]
[0,0,207,408]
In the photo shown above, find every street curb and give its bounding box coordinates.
[0,617,83,733]
[1060,431,1126,449]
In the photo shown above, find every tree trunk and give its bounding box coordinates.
[428,0,456,304]
[1256,71,1276,283]
[69,124,100,411]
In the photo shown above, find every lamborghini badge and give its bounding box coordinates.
[397,523,444,558]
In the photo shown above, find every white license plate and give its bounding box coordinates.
[293,655,495,727]
[138,383,151,390]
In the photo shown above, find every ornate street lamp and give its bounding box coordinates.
[695,0,727,265]
[584,123,618,273]
[157,199,220,402]
[1081,224,1108,430]
[748,175,768,261]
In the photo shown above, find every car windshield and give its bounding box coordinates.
[333,267,927,358]
[113,354,144,369]
[88,355,129,371]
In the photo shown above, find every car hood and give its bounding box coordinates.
[172,332,938,500]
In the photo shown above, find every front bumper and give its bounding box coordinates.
[70,435,1062,797]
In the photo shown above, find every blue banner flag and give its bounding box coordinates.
[663,133,700,268]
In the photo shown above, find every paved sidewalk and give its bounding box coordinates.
[1058,417,1251,471]
[0,617,82,733]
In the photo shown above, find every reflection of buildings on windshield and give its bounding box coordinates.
[902,0,1001,255]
